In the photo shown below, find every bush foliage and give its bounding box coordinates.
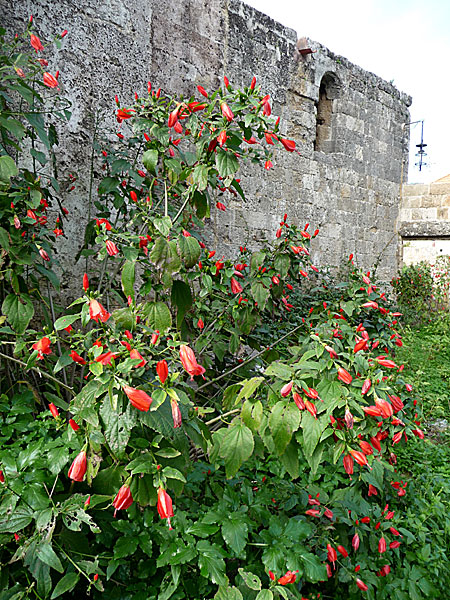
[0,19,448,600]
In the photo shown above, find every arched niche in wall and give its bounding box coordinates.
[314,72,341,153]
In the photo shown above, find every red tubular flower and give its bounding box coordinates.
[293,392,305,411]
[113,484,133,517]
[69,419,79,431]
[305,400,317,418]
[389,395,404,412]
[361,379,371,395]
[363,406,382,417]
[278,571,297,585]
[0,471,4,483]
[151,330,160,345]
[32,337,52,360]
[171,398,182,428]
[123,385,152,411]
[349,449,368,467]
[95,351,118,365]
[344,409,354,429]
[70,350,86,365]
[216,201,226,211]
[48,403,59,419]
[230,277,243,294]
[39,248,50,261]
[268,570,275,581]
[352,533,360,551]
[356,579,368,591]
[83,273,89,291]
[327,544,337,566]
[168,106,180,127]
[354,339,367,353]
[61,29,68,38]
[130,190,138,202]
[280,138,295,152]
[197,85,208,97]
[106,240,119,256]
[264,160,273,170]
[197,317,204,329]
[324,508,334,520]
[43,72,58,88]
[337,367,352,384]
[130,349,146,368]
[89,299,110,323]
[368,484,378,496]
[156,360,168,384]
[343,454,354,475]
[116,108,135,121]
[375,398,393,418]
[68,451,87,482]
[250,76,256,90]
[217,130,227,147]
[280,381,293,397]
[220,102,234,122]
[180,345,206,380]
[405,383,413,392]
[325,345,337,358]
[30,34,44,52]
[359,441,373,455]
[376,358,397,368]
[157,487,174,528]
[378,537,387,553]
[337,545,348,558]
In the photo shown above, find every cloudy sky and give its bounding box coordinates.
[245,0,449,183]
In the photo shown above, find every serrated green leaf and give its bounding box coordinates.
[269,400,301,455]
[215,586,243,600]
[0,154,18,185]
[0,507,33,532]
[2,293,34,334]
[251,281,269,309]
[280,439,300,479]
[222,519,248,554]
[154,216,172,236]
[178,235,201,268]
[264,362,292,381]
[162,466,186,483]
[98,176,120,195]
[54,313,79,331]
[274,254,290,278]
[238,568,261,590]
[99,399,136,458]
[192,164,209,190]
[142,149,158,173]
[143,301,172,333]
[256,591,273,600]
[215,149,239,178]
[197,540,227,586]
[241,399,263,432]
[301,412,328,457]
[114,536,139,559]
[219,421,254,478]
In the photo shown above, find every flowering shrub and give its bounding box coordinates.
[0,18,447,600]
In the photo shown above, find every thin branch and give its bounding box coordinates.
[0,351,76,396]
[196,323,302,392]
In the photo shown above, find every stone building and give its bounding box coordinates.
[5,0,411,289]
[399,175,450,266]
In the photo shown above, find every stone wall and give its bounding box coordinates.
[399,176,450,265]
[4,0,411,293]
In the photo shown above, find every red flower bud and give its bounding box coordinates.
[68,451,87,482]
[113,484,133,517]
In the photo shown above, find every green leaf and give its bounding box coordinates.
[222,518,248,554]
[54,313,79,331]
[274,254,290,278]
[155,447,181,458]
[301,412,328,457]
[251,281,269,309]
[219,421,254,478]
[142,301,172,333]
[99,399,136,458]
[98,176,120,195]
[150,238,181,273]
[121,261,135,298]
[298,551,328,583]
[0,226,10,250]
[215,149,239,178]
[192,164,209,191]
[142,149,158,173]
[25,112,50,148]
[0,155,18,185]
[171,280,192,327]
[241,399,263,432]
[0,507,33,532]
[186,523,219,538]
[178,235,201,268]
[163,466,187,483]
[269,401,301,455]
[264,362,292,381]
[30,148,47,165]
[238,568,261,590]
[37,543,64,573]
[50,573,79,599]
[215,586,243,600]
[126,454,154,475]
[114,536,139,559]
[250,250,265,273]
[256,591,273,600]
[154,216,172,237]
[197,540,227,586]
[2,293,34,334]
[280,439,300,479]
